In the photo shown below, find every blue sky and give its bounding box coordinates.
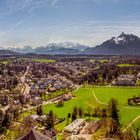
[0,0,140,48]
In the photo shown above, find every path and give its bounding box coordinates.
[122,115,140,132]
[91,88,140,110]
[85,88,140,132]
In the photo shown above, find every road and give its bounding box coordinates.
[20,66,30,95]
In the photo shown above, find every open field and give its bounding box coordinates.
[43,87,97,118]
[42,87,140,130]
[42,88,72,101]
[32,58,55,63]
[93,87,140,127]
[118,63,137,67]
[136,80,140,86]
[0,60,9,64]
[42,87,97,130]
[90,59,108,63]
[93,87,140,106]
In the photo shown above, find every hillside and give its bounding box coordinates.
[84,32,140,55]
[0,50,18,55]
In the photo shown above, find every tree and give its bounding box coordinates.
[56,100,64,108]
[108,98,119,133]
[131,125,140,140]
[102,108,107,119]
[79,108,83,117]
[73,107,78,116]
[114,70,118,79]
[102,72,107,81]
[13,107,20,120]
[45,110,55,129]
[2,111,11,129]
[67,113,71,124]
[68,113,71,119]
[108,98,119,123]
[36,105,43,116]
[71,113,77,122]
[107,73,113,82]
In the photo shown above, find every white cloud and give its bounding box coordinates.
[2,20,140,48]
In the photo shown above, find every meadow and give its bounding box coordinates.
[0,60,9,64]
[90,59,108,63]
[32,58,55,63]
[93,87,140,127]
[118,63,137,67]
[42,87,140,130]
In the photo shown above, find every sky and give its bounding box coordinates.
[0,0,140,48]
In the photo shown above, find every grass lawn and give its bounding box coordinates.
[0,60,9,64]
[43,88,96,118]
[136,80,140,86]
[42,88,71,101]
[42,87,140,131]
[118,63,137,67]
[42,87,97,130]
[90,59,108,63]
[94,87,140,106]
[93,87,140,126]
[32,58,55,63]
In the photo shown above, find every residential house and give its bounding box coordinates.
[15,129,53,140]
[112,74,136,86]
[64,118,85,134]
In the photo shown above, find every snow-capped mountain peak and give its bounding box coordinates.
[111,32,139,45]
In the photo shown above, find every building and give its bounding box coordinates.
[31,97,42,106]
[19,94,31,104]
[83,120,100,134]
[64,118,85,134]
[15,129,53,140]
[112,74,136,86]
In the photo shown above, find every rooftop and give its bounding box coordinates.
[64,118,85,133]
[15,129,53,140]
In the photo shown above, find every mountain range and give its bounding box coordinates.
[0,32,140,55]
[84,32,140,55]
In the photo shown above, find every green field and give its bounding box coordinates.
[90,59,108,63]
[42,87,140,131]
[42,88,71,101]
[0,60,9,64]
[136,80,140,86]
[118,63,137,67]
[93,87,140,126]
[32,58,55,63]
[43,88,96,118]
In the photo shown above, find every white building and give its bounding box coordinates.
[64,118,85,134]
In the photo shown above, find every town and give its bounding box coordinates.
[0,55,140,140]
